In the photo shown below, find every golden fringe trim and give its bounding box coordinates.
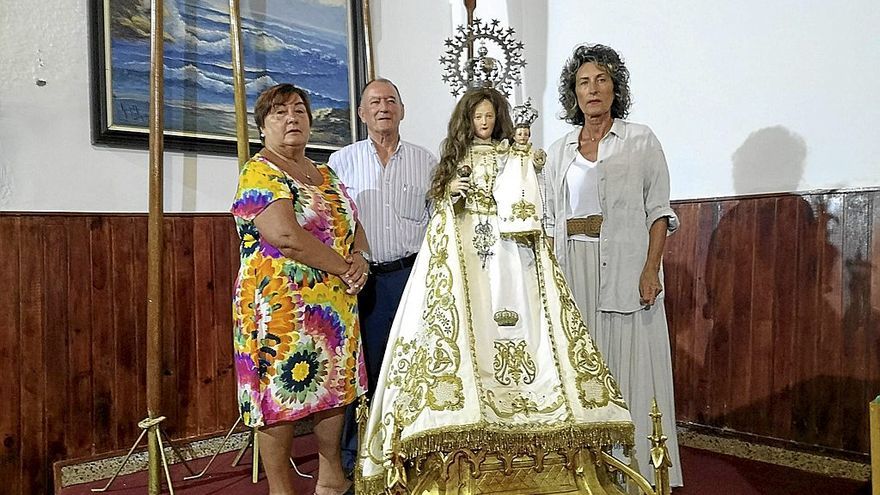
[356,421,634,495]
[358,474,394,495]
[397,421,634,460]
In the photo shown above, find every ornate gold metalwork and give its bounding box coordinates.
[380,447,634,495]
[492,340,535,385]
[385,422,408,495]
[365,402,674,494]
[648,399,672,495]
[355,395,370,487]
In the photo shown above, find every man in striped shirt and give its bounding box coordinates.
[329,78,437,471]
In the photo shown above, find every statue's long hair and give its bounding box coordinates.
[430,88,514,201]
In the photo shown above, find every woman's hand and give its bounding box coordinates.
[639,267,663,308]
[342,252,370,295]
[448,176,471,199]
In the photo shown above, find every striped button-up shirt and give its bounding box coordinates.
[329,138,437,263]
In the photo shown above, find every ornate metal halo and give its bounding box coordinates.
[439,18,526,97]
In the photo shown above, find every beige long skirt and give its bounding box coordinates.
[565,240,684,487]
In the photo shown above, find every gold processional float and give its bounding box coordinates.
[353,398,672,495]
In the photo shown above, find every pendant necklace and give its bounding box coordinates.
[292,158,316,184]
[265,148,315,184]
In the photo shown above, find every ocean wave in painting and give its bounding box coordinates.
[108,0,352,146]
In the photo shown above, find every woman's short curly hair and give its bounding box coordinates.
[558,44,631,125]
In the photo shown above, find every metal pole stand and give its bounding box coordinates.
[185,420,313,483]
[183,416,245,481]
[91,416,187,494]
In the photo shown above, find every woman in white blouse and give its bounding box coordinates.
[544,43,684,488]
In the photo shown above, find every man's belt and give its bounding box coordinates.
[370,253,418,274]
[567,215,603,238]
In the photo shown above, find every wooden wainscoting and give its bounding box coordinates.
[664,189,880,456]
[0,213,240,495]
[1,190,878,492]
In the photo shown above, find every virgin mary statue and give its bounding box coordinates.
[355,22,638,495]
[356,97,636,495]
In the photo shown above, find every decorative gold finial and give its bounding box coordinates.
[385,421,408,495]
[649,398,673,495]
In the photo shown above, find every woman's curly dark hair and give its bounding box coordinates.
[429,88,514,201]
[558,44,631,125]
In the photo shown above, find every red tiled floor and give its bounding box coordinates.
[675,447,870,495]
[59,441,871,495]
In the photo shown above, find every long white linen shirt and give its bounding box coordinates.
[329,138,436,263]
[544,119,679,313]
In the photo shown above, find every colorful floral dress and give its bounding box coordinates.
[231,153,367,427]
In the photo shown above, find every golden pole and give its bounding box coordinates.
[146,0,165,492]
[362,0,376,80]
[227,0,262,480]
[870,396,879,495]
[228,0,250,169]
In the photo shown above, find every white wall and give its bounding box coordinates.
[537,0,880,199]
[380,0,880,199]
[0,0,241,212]
[1,0,877,212]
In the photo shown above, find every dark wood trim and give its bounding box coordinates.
[671,185,880,205]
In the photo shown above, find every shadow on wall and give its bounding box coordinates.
[732,125,807,195]
[667,126,880,453]
[0,163,10,207]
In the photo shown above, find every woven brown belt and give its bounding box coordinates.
[567,215,603,238]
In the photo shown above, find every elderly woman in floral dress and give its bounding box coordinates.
[231,83,367,495]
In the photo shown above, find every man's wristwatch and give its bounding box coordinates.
[353,249,372,264]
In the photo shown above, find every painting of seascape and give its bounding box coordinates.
[92,0,364,153]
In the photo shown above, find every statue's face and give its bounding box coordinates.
[515,126,531,145]
[472,99,496,140]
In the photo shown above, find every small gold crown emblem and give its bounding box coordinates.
[494,309,520,327]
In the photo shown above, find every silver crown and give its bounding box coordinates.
[512,97,538,128]
[439,18,526,97]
